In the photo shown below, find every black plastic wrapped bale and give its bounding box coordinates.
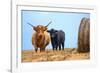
[77,18,90,52]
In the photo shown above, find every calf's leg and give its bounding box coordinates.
[52,45,55,51]
[62,42,64,50]
[55,45,58,50]
[59,44,61,50]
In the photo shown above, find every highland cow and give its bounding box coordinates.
[28,21,52,52]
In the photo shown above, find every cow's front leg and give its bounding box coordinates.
[40,48,45,52]
[34,45,38,52]
[40,46,45,52]
[35,48,38,52]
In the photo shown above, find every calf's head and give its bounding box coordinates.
[47,29,58,38]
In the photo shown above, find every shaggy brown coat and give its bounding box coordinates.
[32,25,50,52]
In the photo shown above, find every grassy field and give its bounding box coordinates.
[21,48,90,62]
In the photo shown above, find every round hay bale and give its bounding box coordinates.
[77,18,90,52]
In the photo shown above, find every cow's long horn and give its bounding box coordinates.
[28,23,34,27]
[45,21,52,27]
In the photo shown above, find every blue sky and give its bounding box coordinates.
[21,10,90,50]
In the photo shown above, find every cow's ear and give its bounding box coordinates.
[33,26,37,31]
[44,27,47,31]
[47,30,50,33]
[55,30,58,32]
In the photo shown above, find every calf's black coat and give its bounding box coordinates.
[47,29,65,50]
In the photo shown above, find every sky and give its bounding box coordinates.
[21,10,90,50]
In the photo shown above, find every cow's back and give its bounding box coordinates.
[57,30,65,43]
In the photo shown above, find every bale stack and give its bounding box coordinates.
[77,18,90,52]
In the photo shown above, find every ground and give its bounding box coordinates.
[22,48,90,62]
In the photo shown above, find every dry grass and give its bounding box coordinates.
[21,48,90,62]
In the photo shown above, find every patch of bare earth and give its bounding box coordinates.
[22,48,90,62]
